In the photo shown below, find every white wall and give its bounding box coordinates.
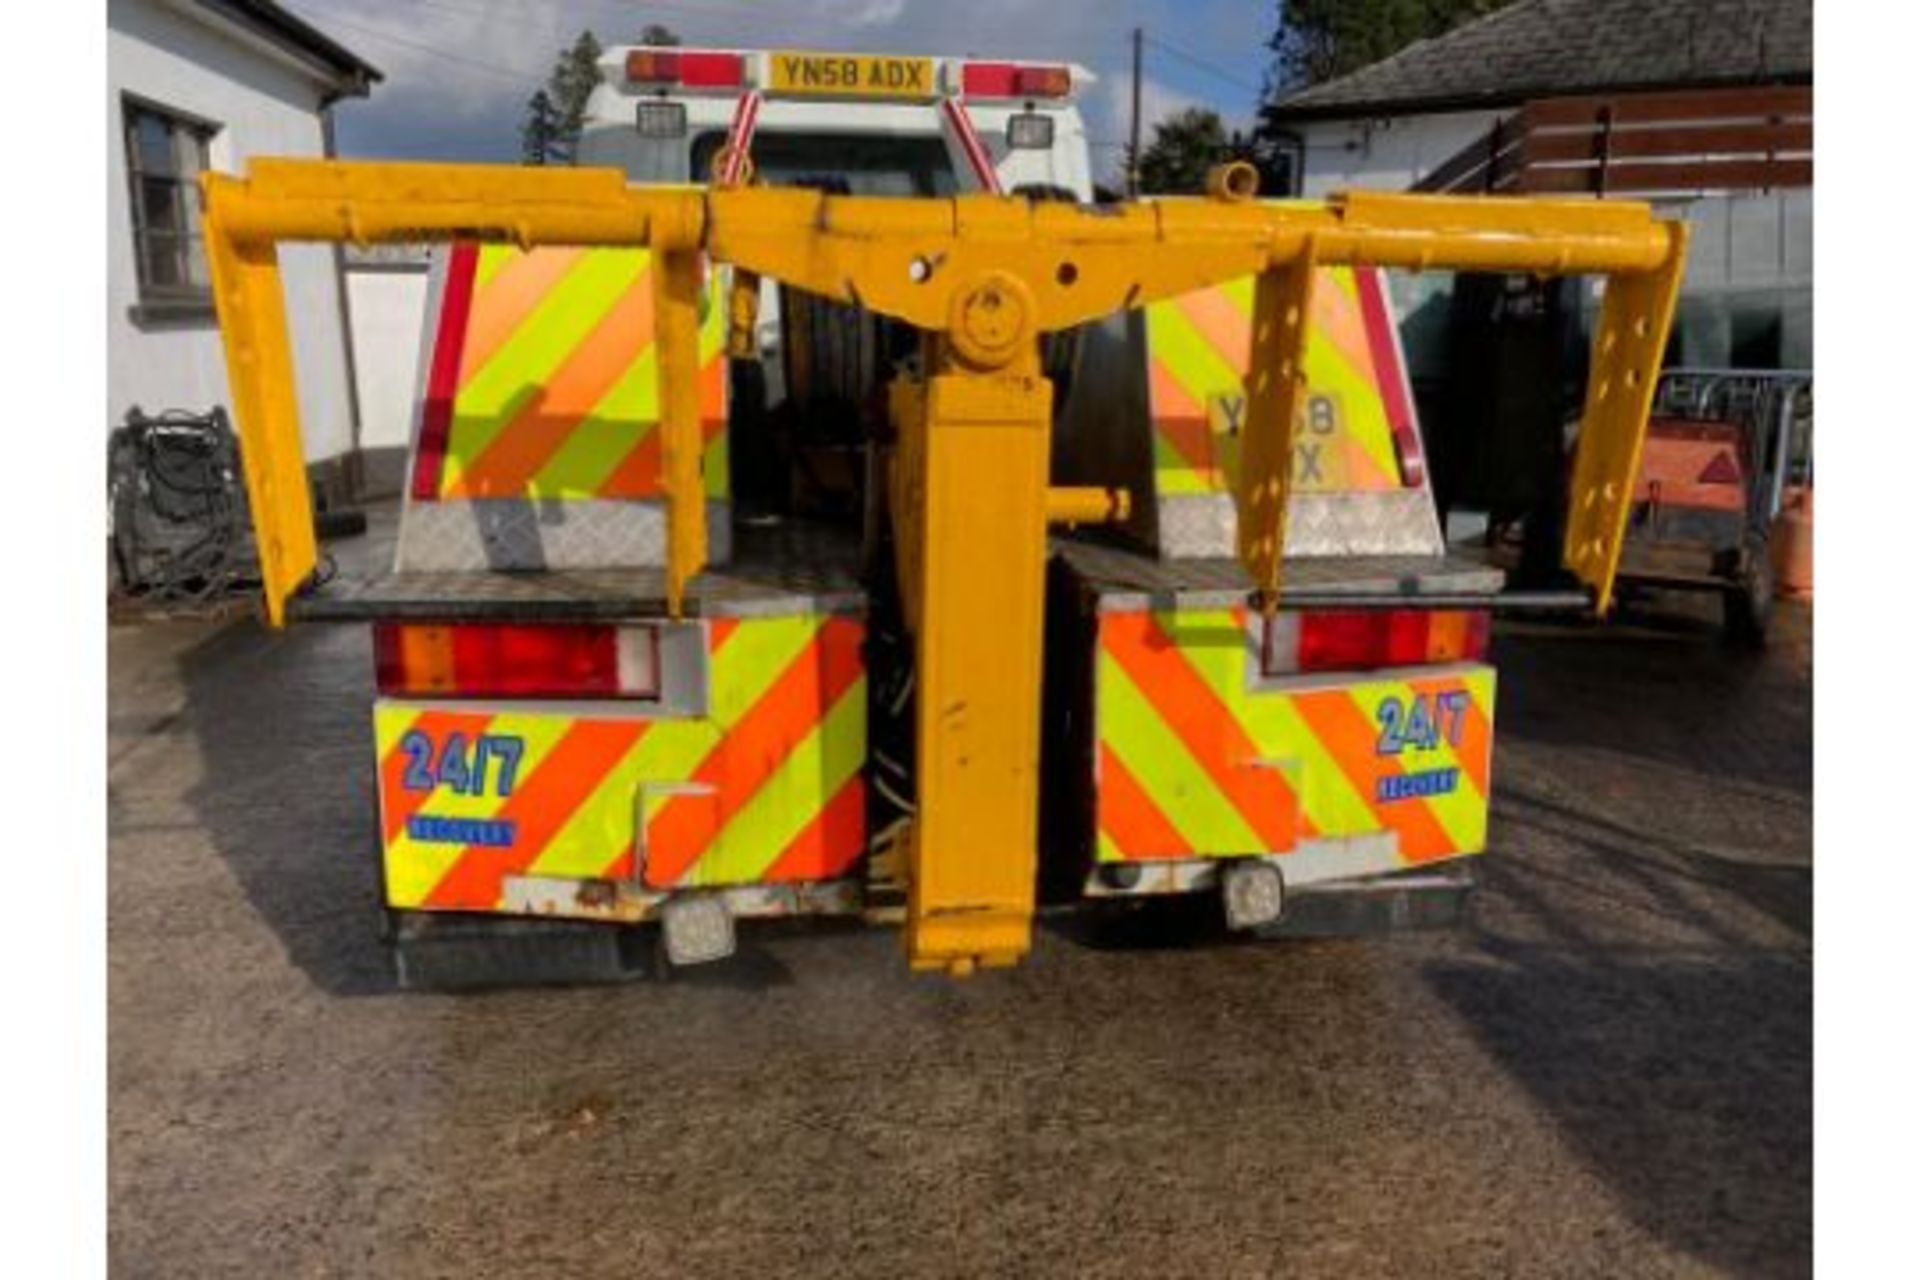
[1293,109,1814,370]
[107,0,356,463]
[1657,189,1813,369]
[344,263,430,454]
[1290,110,1503,196]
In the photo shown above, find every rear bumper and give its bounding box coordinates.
[1256,860,1475,937]
[497,874,861,925]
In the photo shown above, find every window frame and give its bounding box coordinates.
[122,95,219,314]
[689,129,960,197]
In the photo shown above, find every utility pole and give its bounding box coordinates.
[1127,26,1143,197]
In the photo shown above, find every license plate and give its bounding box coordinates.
[766,52,934,98]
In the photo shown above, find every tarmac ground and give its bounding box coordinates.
[108,527,1810,1277]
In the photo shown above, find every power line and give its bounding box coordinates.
[397,0,571,33]
[315,0,762,64]
[1144,34,1263,96]
[569,0,779,27]
[283,3,549,83]
[453,0,925,39]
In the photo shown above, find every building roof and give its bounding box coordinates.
[190,0,382,100]
[1265,0,1810,123]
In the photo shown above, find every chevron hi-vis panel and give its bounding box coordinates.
[1096,608,1495,868]
[1145,265,1418,499]
[375,615,865,911]
[410,243,730,503]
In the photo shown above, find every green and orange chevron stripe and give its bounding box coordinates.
[1095,606,1495,868]
[1145,265,1412,499]
[411,243,729,504]
[375,615,866,911]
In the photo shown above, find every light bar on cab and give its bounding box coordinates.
[625,49,746,88]
[960,62,1072,99]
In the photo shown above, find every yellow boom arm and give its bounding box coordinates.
[205,159,1684,623]
[202,159,1685,973]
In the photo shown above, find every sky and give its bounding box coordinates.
[289,0,1278,187]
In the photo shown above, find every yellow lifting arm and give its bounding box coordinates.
[204,161,1682,623]
[202,160,1684,975]
[202,161,707,624]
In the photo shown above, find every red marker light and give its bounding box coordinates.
[961,62,1071,99]
[374,623,659,700]
[626,50,744,88]
[1265,609,1491,675]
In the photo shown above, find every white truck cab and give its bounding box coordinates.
[578,47,1098,199]
[578,46,1101,463]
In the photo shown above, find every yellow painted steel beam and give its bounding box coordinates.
[199,159,1686,976]
[703,186,1676,336]
[892,344,1053,975]
[1044,485,1130,526]
[203,199,316,626]
[649,246,708,614]
[725,267,762,360]
[203,159,1684,627]
[201,163,708,621]
[1237,245,1321,611]
[1565,222,1691,612]
[211,159,702,249]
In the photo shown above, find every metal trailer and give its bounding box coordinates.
[1617,367,1813,645]
[195,49,1686,984]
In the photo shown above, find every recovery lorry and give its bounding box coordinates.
[199,46,1687,982]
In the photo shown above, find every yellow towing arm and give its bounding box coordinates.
[202,159,1685,973]
[204,159,1684,625]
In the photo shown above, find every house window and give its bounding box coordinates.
[123,100,216,310]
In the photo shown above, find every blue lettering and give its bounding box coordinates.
[399,729,434,792]
[406,815,518,847]
[1376,767,1459,803]
[391,731,527,798]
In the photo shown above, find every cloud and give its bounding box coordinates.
[1085,73,1257,186]
[812,0,909,25]
[1101,73,1199,138]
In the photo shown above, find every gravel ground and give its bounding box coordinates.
[108,556,1810,1278]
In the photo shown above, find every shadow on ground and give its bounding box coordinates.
[1428,599,1812,1276]
[1492,592,1811,797]
[1425,942,1811,1278]
[119,578,1811,1274]
[171,620,398,995]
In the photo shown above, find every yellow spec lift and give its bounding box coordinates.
[202,159,1686,975]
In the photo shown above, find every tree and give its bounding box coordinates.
[521,88,562,166]
[520,30,603,165]
[1263,0,1515,93]
[1135,108,1284,196]
[519,26,685,163]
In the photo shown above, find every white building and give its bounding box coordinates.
[107,0,379,504]
[1264,0,1812,371]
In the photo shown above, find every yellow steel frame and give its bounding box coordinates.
[202,159,1685,973]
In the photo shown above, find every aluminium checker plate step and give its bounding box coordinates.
[293,518,866,622]
[1053,539,1507,613]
